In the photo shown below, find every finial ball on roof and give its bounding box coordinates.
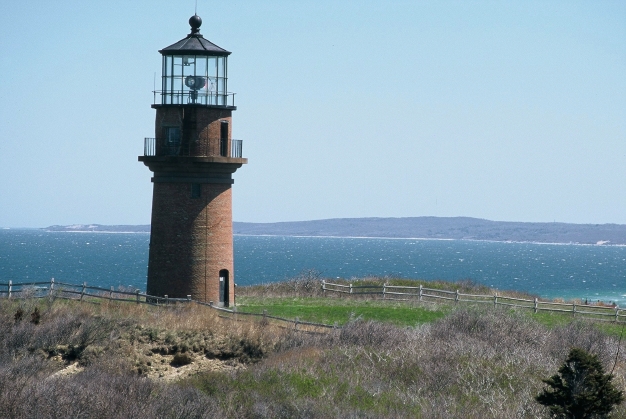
[189,15,202,32]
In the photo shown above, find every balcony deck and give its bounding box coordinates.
[143,137,243,159]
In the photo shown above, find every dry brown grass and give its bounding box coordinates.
[236,269,326,298]
[1,294,625,418]
[236,272,544,303]
[173,306,626,419]
[0,296,300,418]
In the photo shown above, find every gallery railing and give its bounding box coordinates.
[153,90,236,107]
[143,138,243,158]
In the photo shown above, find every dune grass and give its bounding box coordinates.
[182,308,626,419]
[0,275,624,418]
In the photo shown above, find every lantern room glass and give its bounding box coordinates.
[161,55,228,106]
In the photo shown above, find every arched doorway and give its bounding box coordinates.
[219,269,229,307]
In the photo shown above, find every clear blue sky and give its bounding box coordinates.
[0,0,624,227]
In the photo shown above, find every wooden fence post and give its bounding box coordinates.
[2,278,621,323]
[322,280,326,295]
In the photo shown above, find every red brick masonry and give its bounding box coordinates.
[140,105,245,306]
[147,182,234,304]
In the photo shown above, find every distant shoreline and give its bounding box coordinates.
[232,234,626,247]
[19,216,626,246]
[40,230,150,234]
[4,228,624,247]
[232,217,626,246]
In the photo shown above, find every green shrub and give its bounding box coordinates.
[536,347,624,418]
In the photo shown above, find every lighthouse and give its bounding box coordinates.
[139,15,246,306]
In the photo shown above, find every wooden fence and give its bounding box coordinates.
[322,280,626,323]
[0,278,184,305]
[4,278,622,326]
[0,279,335,332]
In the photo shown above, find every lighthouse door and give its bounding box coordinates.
[218,269,229,307]
[220,121,228,157]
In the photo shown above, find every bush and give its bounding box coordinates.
[171,353,193,367]
[536,347,624,418]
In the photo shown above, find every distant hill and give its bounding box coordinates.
[44,217,626,245]
[233,217,626,245]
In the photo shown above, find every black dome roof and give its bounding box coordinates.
[159,15,230,56]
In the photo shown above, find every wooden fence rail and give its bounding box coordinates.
[0,279,336,331]
[322,280,625,323]
[0,279,181,305]
[3,278,623,326]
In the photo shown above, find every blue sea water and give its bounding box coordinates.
[1,229,625,305]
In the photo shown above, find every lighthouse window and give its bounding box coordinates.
[164,127,180,145]
[191,183,201,199]
[162,127,181,156]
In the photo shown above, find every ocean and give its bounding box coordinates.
[1,229,625,305]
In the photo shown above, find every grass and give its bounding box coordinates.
[180,308,626,418]
[237,274,626,336]
[596,321,626,338]
[237,296,449,326]
[1,275,625,418]
[509,309,626,338]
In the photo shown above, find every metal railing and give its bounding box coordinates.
[231,139,242,158]
[153,90,236,107]
[143,138,243,158]
[144,137,156,156]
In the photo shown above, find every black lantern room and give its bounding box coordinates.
[158,15,233,107]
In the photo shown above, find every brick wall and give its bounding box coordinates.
[155,107,232,157]
[145,105,238,306]
[147,181,234,305]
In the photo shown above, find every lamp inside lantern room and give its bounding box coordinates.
[161,54,227,105]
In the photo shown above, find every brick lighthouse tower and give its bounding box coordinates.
[139,15,246,306]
